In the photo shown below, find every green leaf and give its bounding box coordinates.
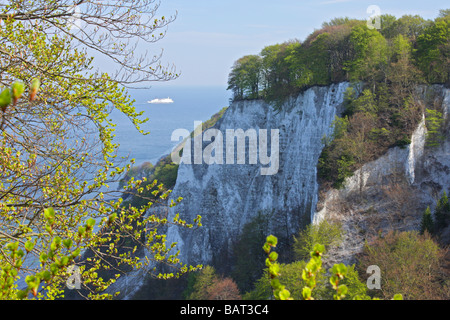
[278,288,291,300]
[78,226,86,236]
[108,213,117,224]
[71,248,81,258]
[311,243,325,257]
[330,275,339,289]
[16,290,28,300]
[269,263,280,277]
[0,88,12,109]
[262,243,271,254]
[271,278,282,290]
[41,270,52,282]
[11,81,25,101]
[59,256,69,266]
[86,218,96,228]
[44,208,55,222]
[39,252,48,263]
[24,241,34,253]
[266,235,278,247]
[63,239,73,249]
[331,263,347,279]
[6,242,19,252]
[29,78,40,101]
[302,287,312,300]
[268,251,278,262]
[50,237,61,251]
[337,284,348,296]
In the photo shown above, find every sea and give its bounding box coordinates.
[110,85,231,168]
[16,86,231,289]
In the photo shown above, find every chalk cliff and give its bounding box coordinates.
[109,83,449,299]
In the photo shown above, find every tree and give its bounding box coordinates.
[187,266,241,300]
[420,206,434,235]
[425,108,445,147]
[293,220,344,262]
[0,0,201,300]
[435,191,450,230]
[231,212,271,293]
[381,15,429,40]
[387,34,423,106]
[344,25,389,89]
[259,41,299,106]
[415,19,450,84]
[248,235,376,300]
[0,0,178,85]
[188,266,218,300]
[207,277,241,300]
[227,55,262,100]
[358,231,448,300]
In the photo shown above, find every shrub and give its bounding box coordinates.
[357,231,448,300]
[293,220,344,261]
[187,266,242,300]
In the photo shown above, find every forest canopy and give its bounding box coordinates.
[227,11,450,104]
[227,10,449,189]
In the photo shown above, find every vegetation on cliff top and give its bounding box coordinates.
[227,9,449,189]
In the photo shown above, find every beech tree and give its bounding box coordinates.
[0,0,201,300]
[227,55,262,100]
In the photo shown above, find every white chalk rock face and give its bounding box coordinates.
[165,83,351,267]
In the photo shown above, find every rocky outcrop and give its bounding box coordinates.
[315,85,450,266]
[108,83,449,299]
[164,83,351,268]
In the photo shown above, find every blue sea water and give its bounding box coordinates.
[110,86,231,167]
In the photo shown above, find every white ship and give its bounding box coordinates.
[148,97,174,104]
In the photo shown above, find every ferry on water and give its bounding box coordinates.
[148,97,174,104]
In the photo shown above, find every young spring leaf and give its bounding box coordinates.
[29,78,40,101]
[268,251,278,262]
[266,235,278,247]
[44,208,55,223]
[63,239,73,249]
[11,81,25,104]
[302,287,312,300]
[0,88,12,110]
[24,241,34,253]
[86,218,96,229]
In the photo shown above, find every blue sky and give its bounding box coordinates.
[144,0,449,88]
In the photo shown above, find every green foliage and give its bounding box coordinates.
[415,19,450,84]
[258,235,395,300]
[227,55,263,100]
[227,11,448,109]
[0,1,202,300]
[425,108,445,147]
[358,231,447,300]
[345,25,389,85]
[187,266,218,300]
[231,211,272,293]
[293,220,344,261]
[420,206,434,235]
[227,12,448,189]
[262,235,293,300]
[185,266,241,300]
[435,190,450,230]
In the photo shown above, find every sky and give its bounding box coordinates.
[136,0,449,88]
